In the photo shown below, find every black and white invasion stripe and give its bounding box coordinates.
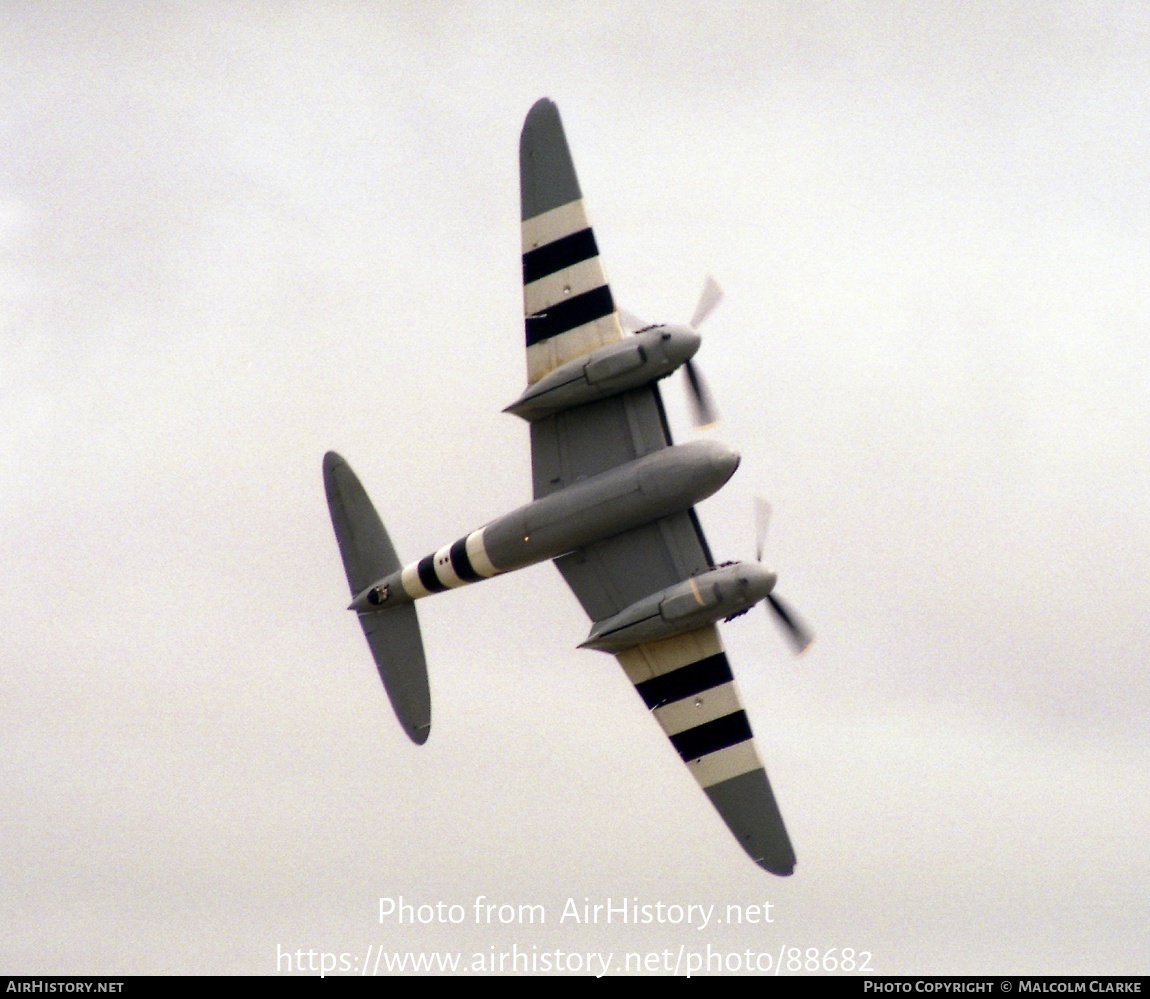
[522,223,614,347]
[399,529,499,600]
[521,199,623,384]
[617,626,764,789]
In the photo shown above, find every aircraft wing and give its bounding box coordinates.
[617,626,796,875]
[520,98,625,386]
[541,410,796,873]
[519,99,796,874]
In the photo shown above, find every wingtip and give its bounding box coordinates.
[408,722,431,746]
[523,97,559,136]
[758,857,796,877]
[520,97,581,221]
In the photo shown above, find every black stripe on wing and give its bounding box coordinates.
[526,285,614,346]
[634,652,733,709]
[670,711,753,762]
[522,228,599,284]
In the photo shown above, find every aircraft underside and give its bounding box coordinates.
[323,98,810,876]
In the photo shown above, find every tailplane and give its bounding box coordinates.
[323,452,431,744]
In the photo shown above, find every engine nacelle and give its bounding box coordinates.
[503,325,700,421]
[579,562,778,653]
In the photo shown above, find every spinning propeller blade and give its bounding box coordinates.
[683,357,719,428]
[754,496,772,563]
[750,495,814,654]
[683,275,723,427]
[690,273,724,329]
[617,275,724,427]
[766,593,814,654]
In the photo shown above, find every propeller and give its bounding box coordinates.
[617,275,723,427]
[690,273,724,329]
[753,496,814,654]
[683,276,722,427]
[766,593,814,655]
[683,349,719,428]
[754,495,772,563]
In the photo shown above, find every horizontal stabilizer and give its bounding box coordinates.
[357,603,430,745]
[323,452,431,745]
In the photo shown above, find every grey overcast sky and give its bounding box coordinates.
[2,1,1147,976]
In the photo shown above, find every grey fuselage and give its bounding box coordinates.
[349,439,739,613]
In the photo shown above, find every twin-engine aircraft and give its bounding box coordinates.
[324,98,810,876]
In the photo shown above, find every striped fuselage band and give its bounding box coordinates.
[400,529,499,600]
[449,536,484,582]
[417,554,449,594]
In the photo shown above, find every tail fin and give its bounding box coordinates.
[323,452,431,745]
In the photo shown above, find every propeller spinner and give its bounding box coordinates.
[619,275,723,428]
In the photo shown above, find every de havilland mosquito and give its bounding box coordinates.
[324,98,811,876]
